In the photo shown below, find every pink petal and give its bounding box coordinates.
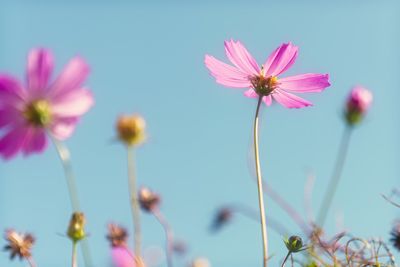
[204,55,251,88]
[50,117,79,140]
[0,107,22,128]
[244,89,258,98]
[22,128,47,155]
[264,43,298,77]
[0,125,28,160]
[224,40,260,76]
[27,48,53,94]
[51,88,94,117]
[0,74,26,105]
[278,73,330,92]
[272,89,312,109]
[263,95,272,106]
[111,247,136,267]
[49,56,90,98]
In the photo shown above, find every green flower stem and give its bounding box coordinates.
[317,126,352,227]
[127,147,141,257]
[281,251,291,267]
[152,208,174,267]
[72,242,77,267]
[49,134,93,267]
[253,96,269,267]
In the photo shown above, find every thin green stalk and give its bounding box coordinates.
[49,134,93,267]
[72,242,77,267]
[253,96,269,267]
[281,251,291,267]
[127,147,141,257]
[153,208,174,267]
[317,127,352,227]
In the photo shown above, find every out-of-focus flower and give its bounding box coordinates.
[284,235,304,253]
[67,212,86,243]
[111,247,145,267]
[107,223,128,248]
[116,114,146,146]
[138,187,160,212]
[205,40,330,108]
[3,229,35,260]
[211,208,233,231]
[173,240,188,255]
[390,221,400,252]
[345,86,373,126]
[190,257,211,267]
[0,48,94,159]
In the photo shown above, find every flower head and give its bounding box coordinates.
[0,48,94,160]
[284,235,304,253]
[3,229,35,260]
[67,212,86,243]
[138,187,161,212]
[111,246,145,267]
[205,40,330,108]
[211,207,233,231]
[345,86,373,126]
[106,223,128,248]
[116,114,146,146]
[190,257,211,267]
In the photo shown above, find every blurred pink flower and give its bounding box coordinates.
[347,86,372,113]
[111,247,137,267]
[0,48,94,159]
[205,40,330,108]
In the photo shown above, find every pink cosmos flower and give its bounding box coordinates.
[205,40,330,108]
[0,48,94,159]
[346,86,373,113]
[111,247,137,267]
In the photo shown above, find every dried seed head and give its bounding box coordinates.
[106,223,128,247]
[138,187,161,212]
[116,114,146,146]
[3,229,35,260]
[211,208,233,231]
[67,212,86,243]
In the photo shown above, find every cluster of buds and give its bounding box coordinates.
[344,86,373,126]
[67,212,86,243]
[3,229,35,260]
[138,187,161,212]
[106,223,128,247]
[116,114,146,146]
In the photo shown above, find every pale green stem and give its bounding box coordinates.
[72,242,77,267]
[253,96,269,267]
[26,256,37,267]
[281,251,291,267]
[49,134,93,267]
[127,147,141,257]
[152,208,174,267]
[317,127,352,227]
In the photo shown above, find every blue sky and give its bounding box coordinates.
[0,1,399,267]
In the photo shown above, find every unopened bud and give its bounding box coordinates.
[116,114,146,146]
[67,212,86,243]
[345,86,373,126]
[211,208,233,231]
[138,187,160,212]
[284,235,304,253]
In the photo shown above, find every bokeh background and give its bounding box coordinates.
[1,0,399,266]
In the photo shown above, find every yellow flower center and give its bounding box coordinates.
[250,75,278,96]
[23,99,52,127]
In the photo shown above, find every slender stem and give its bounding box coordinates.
[127,147,141,257]
[72,242,78,267]
[26,256,37,267]
[281,251,291,267]
[317,127,352,227]
[49,134,93,267]
[152,209,174,267]
[253,96,269,267]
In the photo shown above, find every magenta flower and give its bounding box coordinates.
[346,86,373,113]
[0,48,94,159]
[205,40,330,108]
[111,247,137,267]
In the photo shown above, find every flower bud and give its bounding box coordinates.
[284,235,304,253]
[106,223,128,248]
[211,208,233,231]
[116,114,146,146]
[67,212,86,243]
[138,187,161,212]
[345,86,373,126]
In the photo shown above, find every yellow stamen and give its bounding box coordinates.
[23,100,52,127]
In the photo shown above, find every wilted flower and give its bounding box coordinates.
[138,187,160,212]
[390,221,400,252]
[67,212,86,243]
[190,257,211,267]
[116,114,146,146]
[3,229,35,260]
[284,235,304,253]
[107,223,128,247]
[211,208,233,231]
[0,48,94,159]
[205,40,330,108]
[345,86,373,126]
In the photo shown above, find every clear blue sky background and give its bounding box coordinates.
[0,1,399,266]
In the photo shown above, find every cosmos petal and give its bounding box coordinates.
[264,43,298,77]
[278,73,330,92]
[224,40,260,75]
[272,89,312,108]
